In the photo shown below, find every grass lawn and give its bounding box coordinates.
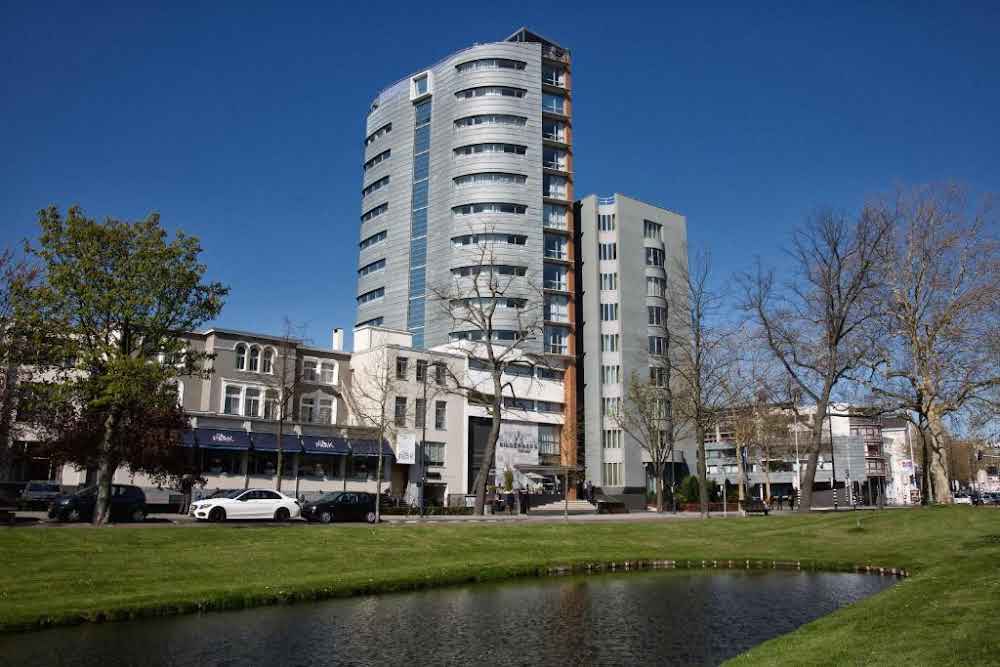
[0,507,998,664]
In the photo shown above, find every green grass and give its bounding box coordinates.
[1,508,998,665]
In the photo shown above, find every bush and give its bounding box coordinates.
[675,475,721,504]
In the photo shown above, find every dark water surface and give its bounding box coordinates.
[0,569,894,666]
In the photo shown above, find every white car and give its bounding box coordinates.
[953,495,973,505]
[190,488,301,522]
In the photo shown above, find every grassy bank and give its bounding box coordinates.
[1,508,997,664]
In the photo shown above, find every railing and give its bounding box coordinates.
[543,161,567,170]
[543,218,567,230]
[542,132,566,142]
[544,250,568,260]
[544,281,568,291]
[545,344,568,355]
[542,45,570,63]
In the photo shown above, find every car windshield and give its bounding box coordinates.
[207,489,245,499]
[317,492,344,503]
[73,486,97,498]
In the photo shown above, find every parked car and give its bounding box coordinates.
[19,481,62,510]
[48,485,147,522]
[300,491,377,524]
[189,488,300,522]
[953,494,973,505]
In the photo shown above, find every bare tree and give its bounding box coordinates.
[742,208,890,511]
[862,185,1000,504]
[268,318,307,494]
[670,249,732,517]
[612,372,673,511]
[344,339,399,523]
[428,225,546,515]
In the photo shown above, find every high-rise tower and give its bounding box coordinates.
[355,28,578,473]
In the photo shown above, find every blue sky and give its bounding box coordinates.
[2,2,997,349]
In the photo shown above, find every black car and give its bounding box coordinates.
[301,492,377,524]
[48,484,148,523]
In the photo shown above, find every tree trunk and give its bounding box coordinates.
[927,412,952,504]
[275,417,284,494]
[696,423,708,518]
[654,462,664,512]
[92,413,116,525]
[472,406,502,515]
[797,449,820,512]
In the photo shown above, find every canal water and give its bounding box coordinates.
[0,569,895,666]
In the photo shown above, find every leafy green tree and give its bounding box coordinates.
[18,206,227,524]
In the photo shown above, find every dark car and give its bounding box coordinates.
[48,484,147,523]
[301,491,377,524]
[19,481,62,510]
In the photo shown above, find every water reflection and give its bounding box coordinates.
[0,570,894,666]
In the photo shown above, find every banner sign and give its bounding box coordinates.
[494,422,539,487]
[396,433,417,465]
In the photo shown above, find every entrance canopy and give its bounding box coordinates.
[252,433,302,453]
[300,435,350,455]
[192,429,251,451]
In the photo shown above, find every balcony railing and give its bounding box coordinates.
[542,45,570,63]
[543,218,567,230]
[543,131,566,142]
[543,161,568,171]
[544,281,568,291]
[544,250,568,260]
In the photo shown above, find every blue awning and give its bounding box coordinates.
[196,428,251,451]
[178,430,197,448]
[301,435,350,455]
[349,438,394,458]
[251,432,302,452]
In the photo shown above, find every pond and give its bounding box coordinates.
[0,569,895,666]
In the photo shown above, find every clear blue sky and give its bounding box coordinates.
[2,2,997,348]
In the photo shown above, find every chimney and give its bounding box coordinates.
[331,328,343,351]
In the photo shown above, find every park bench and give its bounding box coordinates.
[741,499,770,516]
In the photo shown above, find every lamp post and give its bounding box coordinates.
[723,477,728,518]
[419,362,428,517]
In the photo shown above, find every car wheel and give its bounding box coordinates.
[67,508,81,522]
[319,511,333,524]
[131,508,146,523]
[209,507,226,522]
[366,511,377,524]
[274,507,290,522]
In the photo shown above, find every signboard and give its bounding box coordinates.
[396,433,417,465]
[494,422,539,487]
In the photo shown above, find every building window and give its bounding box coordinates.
[602,429,622,449]
[396,357,408,380]
[542,119,566,141]
[542,92,565,114]
[601,365,621,384]
[360,230,387,250]
[303,360,317,382]
[356,317,384,328]
[544,294,569,323]
[246,346,259,372]
[362,175,390,198]
[598,213,616,231]
[264,389,278,419]
[600,273,618,290]
[602,397,621,417]
[650,366,668,387]
[454,143,527,156]
[435,363,446,386]
[413,74,429,96]
[357,287,385,305]
[601,334,620,352]
[361,203,388,223]
[599,243,617,261]
[452,202,527,216]
[424,441,446,466]
[601,303,619,321]
[416,359,427,382]
[363,149,391,172]
[455,114,527,129]
[452,233,527,247]
[415,398,426,428]
[434,401,447,429]
[320,361,336,384]
[244,387,260,417]
[455,86,526,99]
[456,58,526,72]
[542,65,565,87]
[543,264,568,291]
[648,336,666,356]
[603,462,623,487]
[224,385,241,415]
[647,277,666,297]
[358,258,386,277]
[454,172,527,188]
[364,122,391,147]
[261,348,274,374]
[543,173,568,198]
[543,203,568,229]
[543,147,568,171]
[646,247,665,267]
[235,344,247,370]
[300,397,315,423]
[394,396,407,427]
[315,397,333,424]
[644,220,663,240]
[648,306,666,326]
[544,234,567,260]
[544,326,567,354]
[452,264,527,278]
